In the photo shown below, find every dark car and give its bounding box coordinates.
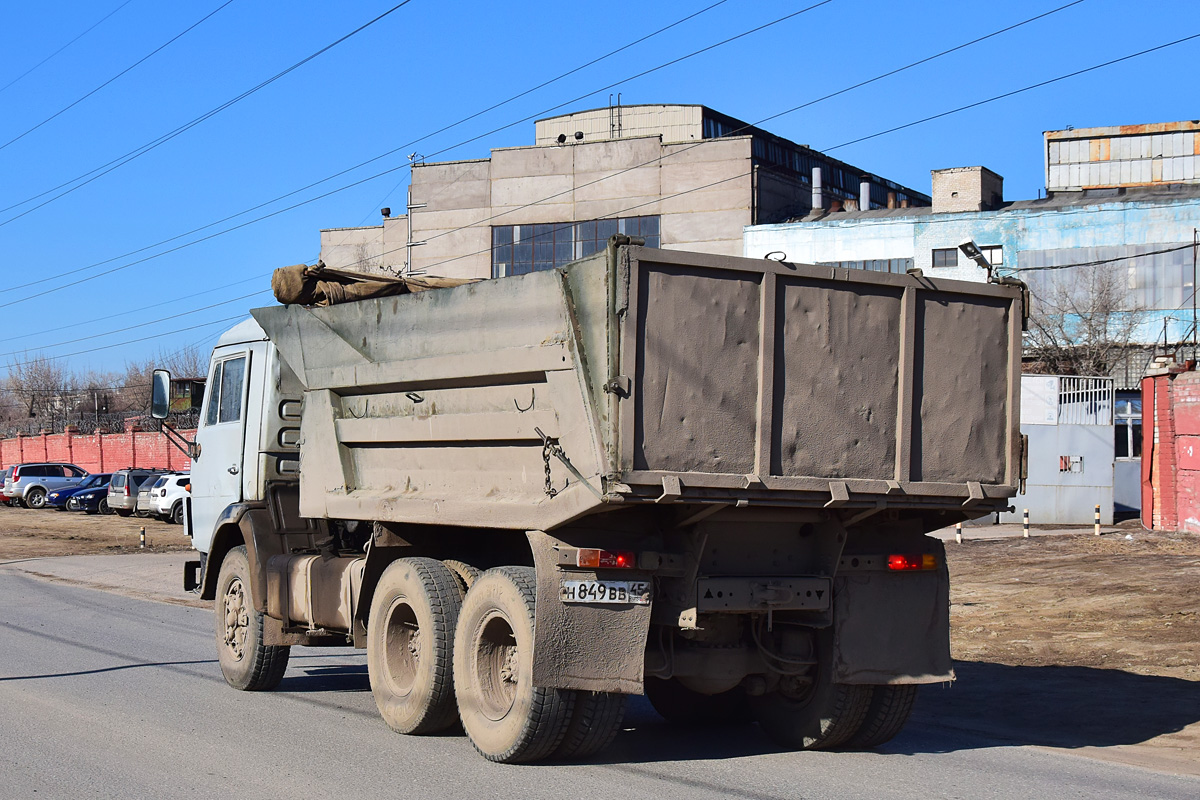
[46,473,112,510]
[67,484,115,515]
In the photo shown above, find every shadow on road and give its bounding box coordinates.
[279,656,370,694]
[595,661,1200,764]
[897,660,1200,753]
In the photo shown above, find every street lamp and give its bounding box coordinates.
[958,239,994,280]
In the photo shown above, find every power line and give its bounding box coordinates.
[0,290,270,359]
[0,0,137,96]
[4,272,271,344]
[823,31,1200,152]
[5,316,246,368]
[1013,243,1195,272]
[330,3,1097,274]
[0,0,416,227]
[0,0,237,153]
[0,0,823,307]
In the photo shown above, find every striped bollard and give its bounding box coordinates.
[1094,505,1101,536]
[955,523,962,544]
[1022,509,1030,539]
[140,527,146,549]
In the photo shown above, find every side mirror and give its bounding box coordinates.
[151,369,171,420]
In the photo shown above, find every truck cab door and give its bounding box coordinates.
[191,350,251,554]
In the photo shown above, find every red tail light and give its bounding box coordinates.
[11,467,20,479]
[575,549,636,569]
[124,483,131,497]
[887,554,938,571]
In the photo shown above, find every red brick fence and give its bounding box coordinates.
[0,421,194,474]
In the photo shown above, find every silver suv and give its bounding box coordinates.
[107,469,166,517]
[2,462,89,509]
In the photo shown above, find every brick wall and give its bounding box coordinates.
[1143,370,1200,533]
[931,166,1004,213]
[0,424,194,473]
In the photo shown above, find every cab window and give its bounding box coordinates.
[205,356,246,426]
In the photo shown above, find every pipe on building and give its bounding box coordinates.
[859,178,871,211]
[812,167,823,211]
[887,191,897,209]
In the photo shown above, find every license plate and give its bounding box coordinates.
[560,579,651,605]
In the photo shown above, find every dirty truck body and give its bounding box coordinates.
[186,244,1022,762]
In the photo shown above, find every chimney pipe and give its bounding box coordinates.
[859,177,871,211]
[887,191,897,209]
[811,167,823,211]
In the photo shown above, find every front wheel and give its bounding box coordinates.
[99,498,112,515]
[453,567,575,763]
[366,558,462,735]
[214,546,290,691]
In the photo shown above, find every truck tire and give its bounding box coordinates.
[214,546,290,691]
[453,566,575,763]
[644,677,751,726]
[367,558,462,735]
[554,691,627,760]
[26,488,47,509]
[844,684,919,749]
[442,559,481,598]
[749,667,872,750]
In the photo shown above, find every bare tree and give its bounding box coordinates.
[4,353,76,421]
[161,344,207,379]
[1024,262,1147,376]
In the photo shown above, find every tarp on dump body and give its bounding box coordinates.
[271,262,477,306]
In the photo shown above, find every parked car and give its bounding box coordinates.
[150,473,190,524]
[136,473,181,519]
[0,467,13,506]
[107,469,165,517]
[46,473,112,510]
[2,462,88,508]
[67,484,114,515]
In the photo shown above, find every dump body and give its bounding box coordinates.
[250,245,1022,530]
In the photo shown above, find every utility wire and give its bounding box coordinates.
[0,0,137,96]
[0,0,416,226]
[0,0,722,295]
[0,0,825,307]
[4,272,271,344]
[824,32,1200,152]
[0,0,236,153]
[5,316,246,368]
[1013,243,1195,272]
[0,290,270,359]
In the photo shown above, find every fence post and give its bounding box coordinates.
[1023,509,1030,539]
[1094,504,1101,536]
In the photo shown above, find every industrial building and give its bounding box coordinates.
[318,104,928,279]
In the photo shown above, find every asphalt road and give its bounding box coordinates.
[1,573,1197,800]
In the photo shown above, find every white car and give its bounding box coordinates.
[151,473,191,524]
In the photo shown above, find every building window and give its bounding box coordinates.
[979,245,1003,268]
[817,258,913,274]
[932,248,958,268]
[1115,395,1142,459]
[491,216,660,278]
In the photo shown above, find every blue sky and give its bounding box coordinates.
[1,0,1197,377]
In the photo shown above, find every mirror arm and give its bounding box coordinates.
[158,419,200,461]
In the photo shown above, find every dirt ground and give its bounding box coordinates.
[2,506,1197,773]
[0,504,193,557]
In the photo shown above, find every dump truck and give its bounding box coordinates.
[152,240,1025,763]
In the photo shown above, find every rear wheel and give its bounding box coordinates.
[555,691,627,760]
[454,566,575,763]
[442,559,481,598]
[170,502,184,525]
[844,684,919,749]
[26,488,47,509]
[367,558,462,735]
[214,546,290,691]
[645,677,751,726]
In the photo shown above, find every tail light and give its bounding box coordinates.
[887,553,938,571]
[574,549,636,569]
[11,467,20,479]
[124,483,131,497]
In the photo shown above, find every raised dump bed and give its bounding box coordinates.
[251,244,1023,531]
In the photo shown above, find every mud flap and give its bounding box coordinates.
[832,539,954,684]
[527,530,652,694]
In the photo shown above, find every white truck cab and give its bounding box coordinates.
[173,318,303,564]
